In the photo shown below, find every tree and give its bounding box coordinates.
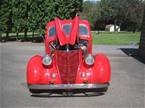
[0,0,83,41]
[80,1,99,30]
[98,0,144,31]
[0,0,14,39]
[12,0,24,39]
[32,0,83,36]
[0,0,8,40]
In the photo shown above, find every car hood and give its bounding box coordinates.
[55,16,79,46]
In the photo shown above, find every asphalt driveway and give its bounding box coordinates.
[0,42,145,108]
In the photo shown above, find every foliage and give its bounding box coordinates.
[81,0,144,31]
[80,1,99,30]
[0,0,83,40]
[0,0,144,41]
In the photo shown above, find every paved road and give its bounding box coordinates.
[0,42,145,108]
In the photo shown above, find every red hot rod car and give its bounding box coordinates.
[27,16,111,96]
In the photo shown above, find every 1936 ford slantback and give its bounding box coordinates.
[27,16,111,96]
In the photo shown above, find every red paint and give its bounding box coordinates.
[70,16,79,45]
[56,50,80,84]
[27,16,111,87]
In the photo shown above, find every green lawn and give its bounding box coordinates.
[1,31,141,45]
[1,32,39,37]
[92,32,141,45]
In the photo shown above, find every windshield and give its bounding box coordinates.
[63,24,72,36]
[79,25,89,36]
[48,24,89,37]
[49,26,56,37]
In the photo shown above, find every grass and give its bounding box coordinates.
[1,32,40,41]
[92,32,141,45]
[1,31,141,45]
[1,32,39,37]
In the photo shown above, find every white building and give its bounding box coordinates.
[105,24,120,32]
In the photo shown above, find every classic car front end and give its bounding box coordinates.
[27,16,111,96]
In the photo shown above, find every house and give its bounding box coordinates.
[105,24,120,32]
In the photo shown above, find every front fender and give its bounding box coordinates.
[27,55,44,84]
[92,54,111,83]
[76,54,111,84]
[27,55,61,85]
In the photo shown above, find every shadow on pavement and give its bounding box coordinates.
[120,48,145,64]
[21,82,28,88]
[31,92,105,98]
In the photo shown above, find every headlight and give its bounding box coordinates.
[85,54,94,65]
[42,55,52,66]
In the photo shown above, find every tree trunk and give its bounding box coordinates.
[23,3,29,41]
[39,21,42,37]
[0,32,2,41]
[16,27,19,39]
[24,28,28,40]
[132,23,137,33]
[6,10,12,41]
[32,30,34,38]
[16,32,19,39]
[39,15,45,37]
[114,19,117,32]
[32,29,34,42]
[6,31,9,40]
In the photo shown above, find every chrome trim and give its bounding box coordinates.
[29,83,109,90]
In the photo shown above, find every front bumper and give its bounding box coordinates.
[28,83,109,90]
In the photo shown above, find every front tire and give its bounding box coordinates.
[84,87,108,96]
[29,89,41,94]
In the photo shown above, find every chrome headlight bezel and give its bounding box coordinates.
[42,54,52,66]
[85,54,94,66]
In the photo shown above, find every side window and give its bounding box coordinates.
[49,26,56,37]
[79,25,89,36]
[63,24,71,36]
